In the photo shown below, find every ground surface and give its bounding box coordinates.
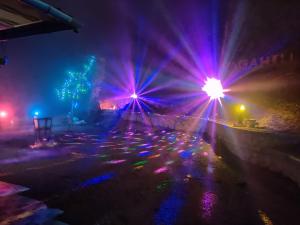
[0,122,299,225]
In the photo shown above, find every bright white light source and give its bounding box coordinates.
[202,78,224,100]
[0,111,7,118]
[239,104,245,111]
[130,93,138,99]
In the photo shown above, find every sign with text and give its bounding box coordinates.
[230,52,296,72]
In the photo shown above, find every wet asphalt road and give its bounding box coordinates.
[0,124,299,225]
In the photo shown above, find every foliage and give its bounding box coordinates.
[56,56,96,113]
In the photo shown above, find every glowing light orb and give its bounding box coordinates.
[34,111,40,116]
[239,104,245,111]
[0,111,7,118]
[202,78,224,100]
[130,93,138,99]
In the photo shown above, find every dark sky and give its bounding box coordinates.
[0,0,299,115]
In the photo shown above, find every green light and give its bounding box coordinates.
[56,56,96,113]
[133,160,147,166]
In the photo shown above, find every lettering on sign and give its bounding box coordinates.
[230,52,295,71]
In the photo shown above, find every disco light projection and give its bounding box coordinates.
[201,191,217,220]
[80,172,114,188]
[156,180,171,191]
[106,159,126,164]
[148,154,161,159]
[154,186,184,225]
[133,160,148,167]
[134,165,144,170]
[138,151,152,157]
[202,78,224,100]
[154,166,168,174]
[179,150,193,159]
[56,56,96,114]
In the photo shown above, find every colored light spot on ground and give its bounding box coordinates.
[179,150,193,159]
[156,180,171,191]
[154,187,184,225]
[165,160,174,165]
[107,159,126,164]
[154,166,168,174]
[138,151,152,157]
[134,165,144,170]
[138,144,149,147]
[258,210,274,225]
[99,154,109,159]
[133,160,148,167]
[201,191,217,220]
[148,154,161,159]
[80,172,114,188]
[167,135,177,143]
[122,151,131,154]
[207,165,214,174]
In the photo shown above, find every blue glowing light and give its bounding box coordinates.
[179,150,193,159]
[138,151,152,157]
[154,186,184,225]
[34,111,40,116]
[80,172,115,188]
[167,135,177,143]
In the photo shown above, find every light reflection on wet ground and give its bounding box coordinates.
[0,124,299,225]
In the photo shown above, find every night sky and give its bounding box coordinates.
[0,0,299,116]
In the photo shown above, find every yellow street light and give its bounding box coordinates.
[239,104,245,111]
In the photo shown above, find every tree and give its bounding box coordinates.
[56,56,96,115]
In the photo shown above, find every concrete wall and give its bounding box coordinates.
[122,112,300,187]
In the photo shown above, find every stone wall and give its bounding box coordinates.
[122,112,300,187]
